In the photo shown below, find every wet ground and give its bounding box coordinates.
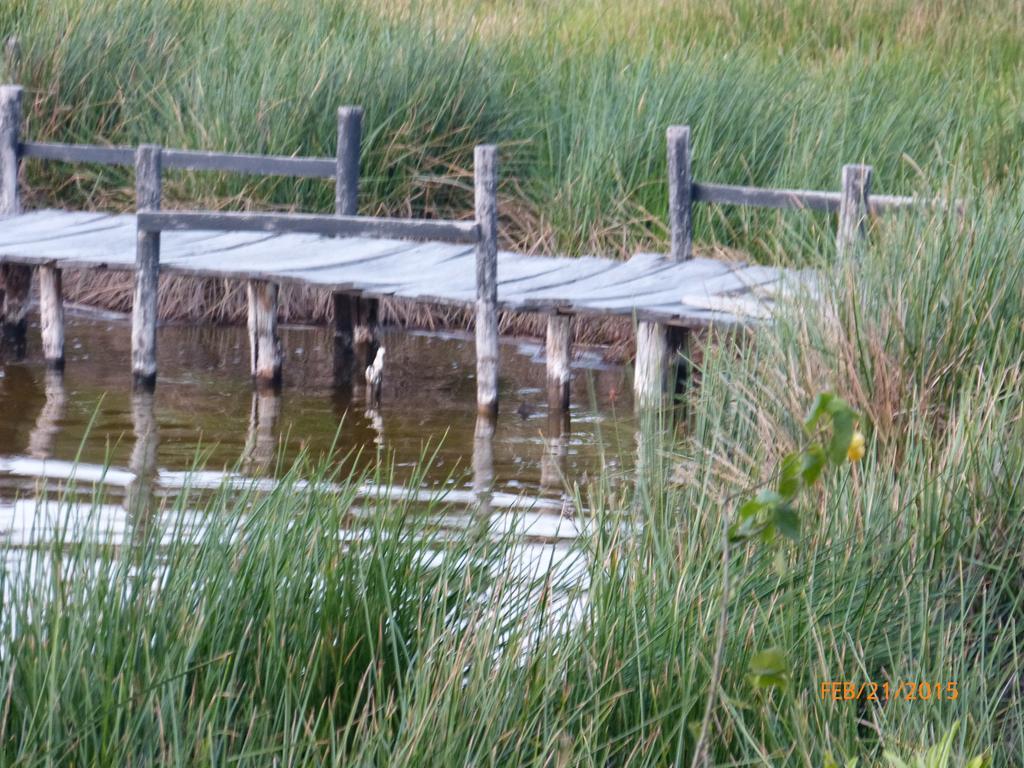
[0,308,639,544]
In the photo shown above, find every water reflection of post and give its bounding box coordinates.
[540,408,569,493]
[242,390,280,474]
[27,370,66,459]
[472,415,496,517]
[126,390,159,525]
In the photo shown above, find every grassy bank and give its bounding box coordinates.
[3,188,1023,763]
[0,0,1020,329]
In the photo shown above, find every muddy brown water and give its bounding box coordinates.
[0,307,639,545]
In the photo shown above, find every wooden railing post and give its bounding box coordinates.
[667,125,692,262]
[333,105,378,385]
[474,144,499,417]
[0,84,30,357]
[131,144,162,390]
[837,163,872,258]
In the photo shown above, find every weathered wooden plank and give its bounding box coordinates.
[131,145,162,390]
[0,219,136,254]
[38,265,64,369]
[474,145,499,417]
[0,211,117,244]
[837,164,872,257]
[21,141,340,178]
[545,314,571,412]
[163,148,333,178]
[694,182,841,212]
[20,141,134,167]
[561,258,733,305]
[137,210,480,244]
[667,125,692,261]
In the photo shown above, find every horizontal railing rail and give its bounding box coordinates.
[137,210,480,244]
[21,141,336,178]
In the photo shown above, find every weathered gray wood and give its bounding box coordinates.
[38,265,64,369]
[667,125,693,261]
[137,210,480,244]
[246,279,282,390]
[162,148,333,178]
[837,164,873,257]
[131,144,162,390]
[545,313,571,412]
[693,182,841,212]
[0,208,819,331]
[634,321,668,409]
[0,85,21,214]
[335,106,362,216]
[634,322,688,409]
[0,84,29,351]
[474,144,499,417]
[20,141,339,177]
[20,141,134,167]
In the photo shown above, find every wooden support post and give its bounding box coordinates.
[667,125,693,261]
[0,84,30,356]
[474,144,499,417]
[246,279,282,391]
[836,163,872,258]
[332,292,355,384]
[545,313,571,412]
[38,265,64,369]
[334,105,378,373]
[634,322,689,409]
[131,144,162,390]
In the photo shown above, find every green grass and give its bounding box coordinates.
[1,1,1022,764]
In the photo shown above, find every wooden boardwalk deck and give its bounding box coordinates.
[0,210,788,328]
[0,84,922,415]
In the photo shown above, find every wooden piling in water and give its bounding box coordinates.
[247,280,282,390]
[474,144,499,417]
[0,84,30,355]
[634,322,688,409]
[131,144,162,390]
[837,163,872,257]
[332,291,355,383]
[667,125,693,262]
[545,313,571,412]
[38,265,64,369]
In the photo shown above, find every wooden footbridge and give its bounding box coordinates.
[0,85,924,413]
